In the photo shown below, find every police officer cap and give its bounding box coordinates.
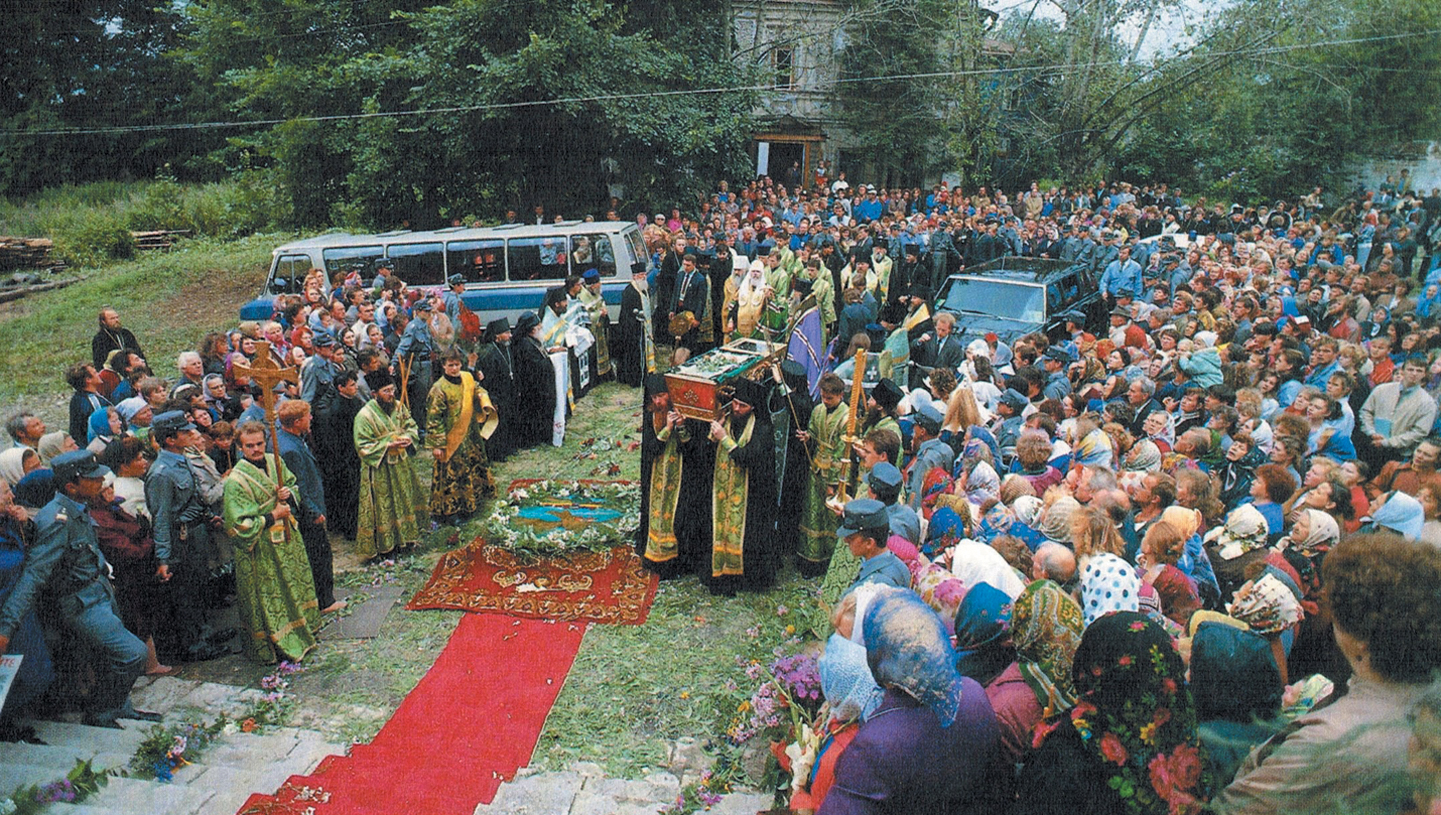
[1116,288,1136,299]
[1043,346,1070,364]
[836,498,891,539]
[448,274,466,286]
[872,378,904,410]
[1000,389,1028,412]
[312,332,337,348]
[1060,309,1086,324]
[153,410,197,435]
[914,402,944,433]
[413,298,433,312]
[52,450,108,484]
[581,268,601,284]
[868,462,903,493]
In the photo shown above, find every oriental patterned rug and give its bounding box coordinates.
[236,481,655,815]
[405,479,658,626]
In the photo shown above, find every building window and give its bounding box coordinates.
[772,46,794,89]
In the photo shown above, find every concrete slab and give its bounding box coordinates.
[473,770,583,815]
[319,583,405,640]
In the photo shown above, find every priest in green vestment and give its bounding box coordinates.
[639,374,689,577]
[425,349,498,525]
[706,378,777,595]
[222,421,320,664]
[797,373,849,577]
[876,302,910,383]
[353,370,424,561]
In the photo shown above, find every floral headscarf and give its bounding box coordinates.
[1012,580,1083,718]
[862,585,966,727]
[925,507,965,556]
[1081,553,1141,626]
[920,466,955,520]
[1204,503,1269,560]
[1148,411,1177,449]
[1283,508,1339,559]
[1073,427,1115,468]
[1013,495,1044,528]
[1227,573,1303,635]
[1037,612,1211,815]
[953,582,1015,685]
[1039,496,1081,544]
[1149,565,1202,630]
[1124,439,1163,473]
[818,633,884,722]
[910,560,967,633]
[965,460,1001,505]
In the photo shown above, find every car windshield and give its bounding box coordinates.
[939,277,1045,323]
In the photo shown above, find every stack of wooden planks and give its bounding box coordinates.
[0,237,55,271]
[131,229,191,251]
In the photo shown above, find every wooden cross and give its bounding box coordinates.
[231,340,300,537]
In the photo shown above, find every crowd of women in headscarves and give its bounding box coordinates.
[745,175,1441,814]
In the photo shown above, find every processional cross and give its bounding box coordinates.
[232,341,301,538]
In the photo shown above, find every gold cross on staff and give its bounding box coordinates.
[232,341,299,443]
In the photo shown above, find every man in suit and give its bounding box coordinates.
[276,400,343,614]
[910,311,965,378]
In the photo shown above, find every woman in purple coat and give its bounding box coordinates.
[819,586,1005,815]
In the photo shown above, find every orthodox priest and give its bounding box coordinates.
[706,378,777,595]
[512,311,559,449]
[797,373,849,577]
[352,370,424,561]
[222,421,319,663]
[425,348,498,526]
[577,269,612,381]
[614,263,653,387]
[475,318,516,460]
[638,374,700,578]
[775,361,813,562]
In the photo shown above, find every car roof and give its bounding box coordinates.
[272,221,636,254]
[941,257,1085,285]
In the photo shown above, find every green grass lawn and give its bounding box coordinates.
[0,239,819,779]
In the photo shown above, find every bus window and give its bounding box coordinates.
[387,242,445,287]
[446,239,505,284]
[569,234,617,277]
[507,236,570,281]
[322,245,384,277]
[269,254,314,294]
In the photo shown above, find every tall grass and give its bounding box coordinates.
[0,173,289,268]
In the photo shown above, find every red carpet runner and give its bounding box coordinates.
[237,613,587,815]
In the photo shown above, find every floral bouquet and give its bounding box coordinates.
[727,651,826,799]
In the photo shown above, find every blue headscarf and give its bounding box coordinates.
[819,634,884,722]
[87,406,114,443]
[1370,491,1424,540]
[953,582,1016,686]
[925,507,964,556]
[862,585,965,726]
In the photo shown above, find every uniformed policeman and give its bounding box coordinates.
[1041,347,1073,401]
[0,450,157,727]
[394,298,438,441]
[300,332,339,414]
[147,411,227,661]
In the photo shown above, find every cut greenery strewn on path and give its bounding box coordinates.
[0,226,812,778]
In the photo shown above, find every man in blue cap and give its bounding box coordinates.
[301,332,339,415]
[904,403,953,511]
[837,498,910,595]
[993,388,1029,451]
[1040,347,1072,401]
[868,462,920,546]
[394,297,437,441]
[147,410,227,662]
[0,450,158,727]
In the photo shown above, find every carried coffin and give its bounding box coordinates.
[665,339,785,421]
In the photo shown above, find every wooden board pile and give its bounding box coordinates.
[132,229,191,251]
[0,237,56,271]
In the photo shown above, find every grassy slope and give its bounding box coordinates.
[0,236,816,777]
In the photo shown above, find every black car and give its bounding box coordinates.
[932,257,1105,345]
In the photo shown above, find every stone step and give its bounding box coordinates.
[186,765,308,815]
[0,740,134,771]
[29,719,154,753]
[473,770,583,815]
[77,775,218,814]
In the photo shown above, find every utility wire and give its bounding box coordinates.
[5,27,1437,138]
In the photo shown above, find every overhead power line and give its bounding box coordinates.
[4,28,1437,138]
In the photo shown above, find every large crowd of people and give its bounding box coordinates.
[633,173,1441,813]
[2,168,1441,812]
